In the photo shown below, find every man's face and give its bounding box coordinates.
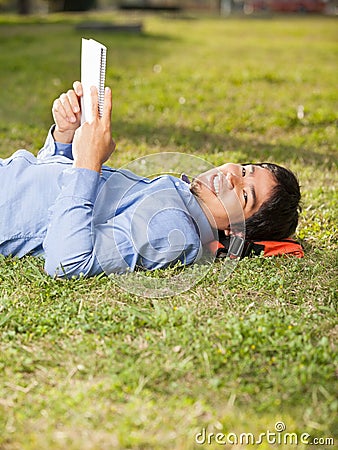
[190,163,277,230]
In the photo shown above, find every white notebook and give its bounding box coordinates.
[80,38,107,123]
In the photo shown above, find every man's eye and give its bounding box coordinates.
[242,166,246,177]
[243,191,248,206]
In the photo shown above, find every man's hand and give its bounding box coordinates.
[52,81,83,143]
[72,86,116,173]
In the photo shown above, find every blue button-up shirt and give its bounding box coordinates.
[0,128,215,278]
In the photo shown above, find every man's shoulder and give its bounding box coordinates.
[1,149,37,166]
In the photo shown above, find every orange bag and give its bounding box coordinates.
[215,235,304,259]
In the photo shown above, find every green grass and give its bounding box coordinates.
[0,11,337,450]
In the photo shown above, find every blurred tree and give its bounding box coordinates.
[18,0,31,14]
[46,0,97,11]
[62,0,96,10]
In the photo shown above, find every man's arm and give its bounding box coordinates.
[37,82,83,160]
[43,86,116,278]
[72,85,115,172]
[52,81,83,144]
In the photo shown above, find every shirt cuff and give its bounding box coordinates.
[37,125,73,160]
[55,141,73,160]
[59,167,100,203]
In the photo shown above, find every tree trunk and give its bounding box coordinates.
[63,0,96,11]
[18,0,31,15]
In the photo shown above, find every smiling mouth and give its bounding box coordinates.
[212,172,234,196]
[212,174,220,196]
[191,172,229,197]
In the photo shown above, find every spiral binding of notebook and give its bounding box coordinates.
[81,38,107,123]
[98,47,106,118]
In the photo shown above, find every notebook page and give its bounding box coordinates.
[81,38,107,123]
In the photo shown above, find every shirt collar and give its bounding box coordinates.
[177,179,217,246]
[180,173,191,184]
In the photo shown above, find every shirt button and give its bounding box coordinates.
[59,150,64,155]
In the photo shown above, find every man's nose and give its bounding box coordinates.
[225,172,242,189]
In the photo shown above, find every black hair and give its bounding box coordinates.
[243,163,301,240]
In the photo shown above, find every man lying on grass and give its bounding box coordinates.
[0,82,301,278]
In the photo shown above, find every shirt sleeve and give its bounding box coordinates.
[135,209,202,270]
[37,125,73,160]
[94,206,202,276]
[43,167,103,278]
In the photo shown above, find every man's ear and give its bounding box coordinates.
[224,228,245,239]
[223,227,231,236]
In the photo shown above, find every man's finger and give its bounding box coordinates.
[73,81,83,97]
[67,90,80,114]
[102,86,112,125]
[53,99,67,120]
[90,86,99,120]
[60,93,77,123]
